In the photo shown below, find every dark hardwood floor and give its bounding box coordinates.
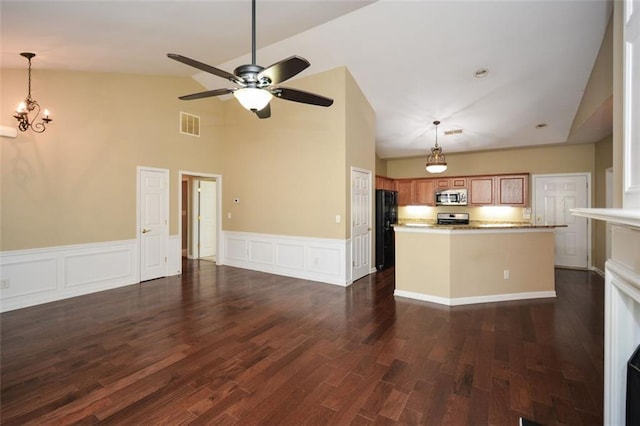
[1,260,603,425]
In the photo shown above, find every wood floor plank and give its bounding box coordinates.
[0,262,604,425]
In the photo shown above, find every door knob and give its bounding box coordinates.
[142,228,151,234]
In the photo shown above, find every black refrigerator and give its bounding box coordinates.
[375,189,398,270]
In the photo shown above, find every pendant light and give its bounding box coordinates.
[425,120,447,173]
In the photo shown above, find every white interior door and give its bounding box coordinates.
[138,167,168,281]
[533,174,589,268]
[199,180,216,259]
[351,168,372,281]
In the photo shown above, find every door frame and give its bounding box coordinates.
[178,171,223,266]
[350,166,373,282]
[531,172,592,269]
[136,166,170,282]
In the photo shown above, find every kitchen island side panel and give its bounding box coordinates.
[394,231,451,298]
[393,226,556,305]
[449,231,555,298]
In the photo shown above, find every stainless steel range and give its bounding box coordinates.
[436,212,470,225]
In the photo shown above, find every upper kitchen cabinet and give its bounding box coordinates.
[375,176,395,191]
[395,179,414,205]
[395,179,436,206]
[435,177,467,189]
[413,179,436,205]
[468,176,495,205]
[496,174,529,206]
[468,173,529,206]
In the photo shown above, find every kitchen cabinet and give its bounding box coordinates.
[496,174,529,206]
[468,176,495,205]
[468,173,529,206]
[435,177,467,189]
[395,179,435,206]
[413,179,436,205]
[375,176,395,191]
[395,180,414,205]
[381,173,528,206]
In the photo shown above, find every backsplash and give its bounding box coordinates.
[398,205,531,224]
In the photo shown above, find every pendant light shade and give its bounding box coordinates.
[426,120,447,173]
[233,88,272,112]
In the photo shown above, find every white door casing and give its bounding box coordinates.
[138,167,169,281]
[178,171,223,266]
[351,168,372,282]
[533,173,590,268]
[199,180,216,258]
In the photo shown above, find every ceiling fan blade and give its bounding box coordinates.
[254,103,271,119]
[258,56,310,85]
[167,53,242,84]
[178,88,234,100]
[273,87,334,107]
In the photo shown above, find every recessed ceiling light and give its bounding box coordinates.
[536,123,548,129]
[474,68,489,78]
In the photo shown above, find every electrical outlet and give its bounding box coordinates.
[0,279,9,289]
[503,269,510,279]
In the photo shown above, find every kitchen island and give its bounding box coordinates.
[393,223,560,306]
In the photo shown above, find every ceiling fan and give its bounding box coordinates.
[168,0,333,119]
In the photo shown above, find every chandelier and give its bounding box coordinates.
[13,52,52,133]
[425,120,447,173]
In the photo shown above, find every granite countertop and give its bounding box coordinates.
[394,221,565,230]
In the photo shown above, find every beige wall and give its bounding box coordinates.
[2,65,375,255]
[593,135,614,270]
[345,68,376,238]
[1,69,224,251]
[569,13,613,140]
[375,154,387,176]
[386,143,595,181]
[219,66,352,240]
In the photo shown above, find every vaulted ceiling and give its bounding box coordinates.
[1,0,612,158]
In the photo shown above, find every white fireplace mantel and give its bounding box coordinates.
[572,208,640,425]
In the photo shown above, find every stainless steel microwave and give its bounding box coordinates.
[435,189,468,206]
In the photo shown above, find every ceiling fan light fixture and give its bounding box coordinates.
[425,120,447,174]
[233,87,272,112]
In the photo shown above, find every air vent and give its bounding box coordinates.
[180,112,200,137]
[444,129,463,136]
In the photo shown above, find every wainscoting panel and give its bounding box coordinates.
[0,240,138,312]
[64,247,133,288]
[225,237,248,262]
[276,243,306,270]
[222,231,351,286]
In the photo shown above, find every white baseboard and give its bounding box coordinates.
[393,289,557,306]
[222,231,352,286]
[591,266,605,277]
